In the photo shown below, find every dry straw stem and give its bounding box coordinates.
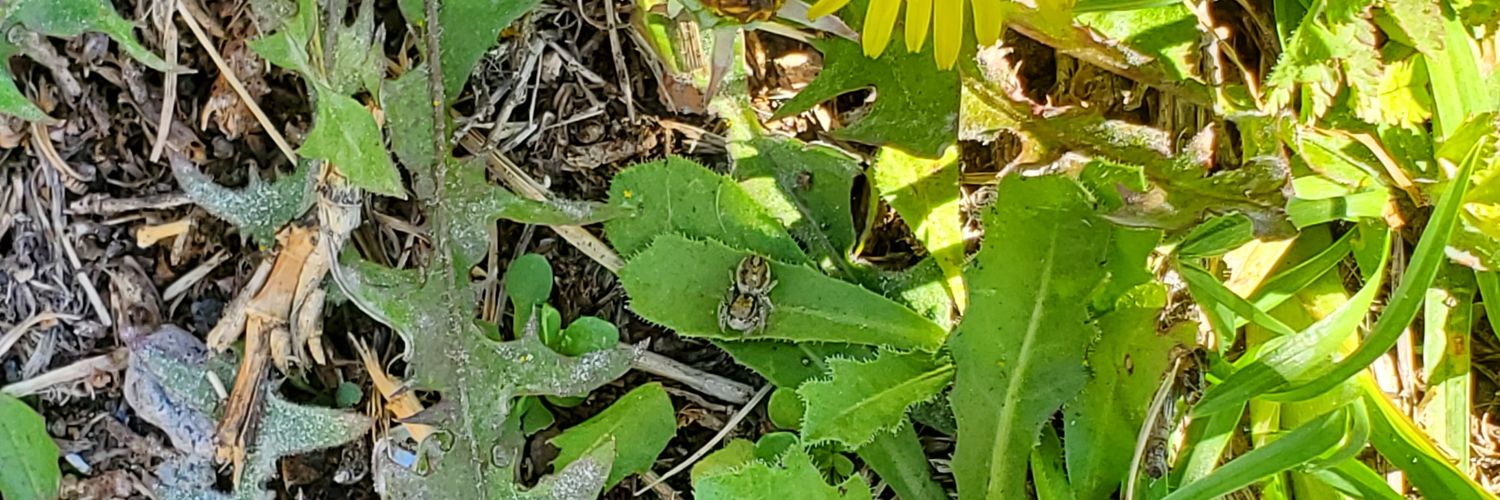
[175,0,297,164]
[460,131,626,272]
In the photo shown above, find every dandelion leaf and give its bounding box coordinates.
[872,146,966,309]
[170,155,316,245]
[773,37,958,158]
[797,349,953,447]
[949,175,1108,499]
[620,235,946,351]
[300,93,405,198]
[731,136,862,274]
[606,157,808,263]
[3,0,168,70]
[1064,285,1194,500]
[549,383,676,489]
[693,446,873,500]
[335,158,637,498]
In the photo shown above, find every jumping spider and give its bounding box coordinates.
[718,255,775,334]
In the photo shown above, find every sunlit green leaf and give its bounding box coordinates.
[693,446,873,500]
[1177,213,1255,259]
[1065,285,1193,500]
[797,350,953,447]
[606,157,808,263]
[1194,226,1390,415]
[732,136,862,276]
[300,93,405,197]
[949,175,1108,499]
[773,37,957,158]
[873,146,967,310]
[550,383,675,489]
[620,235,946,351]
[1165,404,1352,500]
[1273,119,1486,400]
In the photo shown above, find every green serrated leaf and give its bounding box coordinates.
[337,159,638,496]
[6,0,168,70]
[327,0,384,96]
[0,42,51,121]
[1177,213,1256,259]
[731,136,862,275]
[798,350,953,447]
[694,446,873,500]
[437,0,540,98]
[383,66,437,197]
[621,235,946,350]
[0,395,59,500]
[873,146,966,310]
[1065,284,1193,500]
[341,257,636,496]
[170,155,316,244]
[1076,4,1199,81]
[300,93,406,198]
[1031,425,1072,500]
[445,159,630,268]
[949,174,1108,499]
[1265,7,1383,122]
[606,157,808,263]
[247,0,317,78]
[772,37,957,158]
[1373,56,1435,127]
[550,383,675,489]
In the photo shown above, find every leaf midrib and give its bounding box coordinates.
[985,229,1060,498]
[823,364,955,437]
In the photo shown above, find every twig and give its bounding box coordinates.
[69,192,193,215]
[601,0,635,121]
[2,349,128,397]
[175,0,297,164]
[632,350,754,404]
[634,384,772,495]
[0,312,80,360]
[163,250,231,301]
[31,122,91,192]
[459,131,626,272]
[207,256,275,350]
[149,16,180,162]
[34,145,113,326]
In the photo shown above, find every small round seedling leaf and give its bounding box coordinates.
[505,253,554,309]
[768,387,806,431]
[557,316,620,357]
[754,432,798,463]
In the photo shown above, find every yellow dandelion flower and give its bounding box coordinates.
[806,0,1002,69]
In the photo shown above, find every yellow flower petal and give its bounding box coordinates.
[904,0,932,52]
[806,0,852,19]
[970,0,1003,47]
[933,0,963,69]
[862,0,901,58]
